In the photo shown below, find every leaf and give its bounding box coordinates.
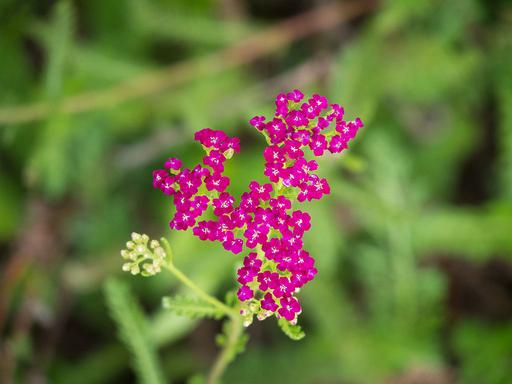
[43,0,74,100]
[104,278,165,384]
[28,1,75,197]
[130,0,254,46]
[278,318,305,341]
[162,295,225,319]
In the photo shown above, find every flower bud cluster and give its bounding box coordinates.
[121,232,167,276]
[152,90,362,323]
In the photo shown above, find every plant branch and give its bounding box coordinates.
[0,0,376,125]
[206,315,244,384]
[165,262,236,318]
[160,237,235,318]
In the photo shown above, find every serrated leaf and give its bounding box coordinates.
[162,295,225,319]
[104,278,165,384]
[278,318,306,341]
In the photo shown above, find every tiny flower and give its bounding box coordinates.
[203,150,226,172]
[205,172,230,192]
[263,237,283,261]
[261,293,278,312]
[249,181,273,201]
[224,238,243,255]
[270,277,294,298]
[310,93,328,110]
[275,93,288,116]
[264,163,281,183]
[257,271,278,291]
[327,103,344,121]
[278,296,301,321]
[170,211,196,230]
[164,158,182,171]
[263,145,285,165]
[291,129,311,145]
[243,225,267,249]
[213,192,235,216]
[239,192,260,213]
[193,221,212,241]
[237,266,256,284]
[244,252,263,272]
[287,89,304,103]
[309,134,328,156]
[250,116,266,131]
[269,196,292,211]
[266,118,287,144]
[284,139,304,159]
[286,110,308,128]
[191,195,209,216]
[237,285,253,301]
[153,169,168,189]
[328,134,347,154]
[161,176,176,195]
[289,210,311,233]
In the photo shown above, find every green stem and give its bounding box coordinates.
[206,315,244,384]
[160,238,244,383]
[161,237,236,317]
[166,262,235,317]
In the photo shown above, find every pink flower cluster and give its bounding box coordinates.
[153,90,362,324]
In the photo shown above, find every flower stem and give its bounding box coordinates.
[160,238,244,383]
[166,262,236,317]
[206,314,244,384]
[160,237,236,317]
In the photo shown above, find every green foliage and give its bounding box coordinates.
[104,278,165,384]
[2,0,512,383]
[130,0,255,46]
[27,1,76,197]
[454,321,512,384]
[277,318,305,341]
[162,295,225,319]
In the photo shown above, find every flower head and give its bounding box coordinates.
[120,233,167,276]
[152,90,362,324]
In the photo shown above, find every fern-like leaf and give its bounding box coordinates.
[162,295,225,319]
[278,318,306,341]
[104,278,165,384]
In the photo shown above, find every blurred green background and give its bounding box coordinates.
[1,0,512,383]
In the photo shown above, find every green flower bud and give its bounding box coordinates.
[120,233,169,277]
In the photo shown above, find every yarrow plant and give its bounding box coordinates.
[119,89,362,383]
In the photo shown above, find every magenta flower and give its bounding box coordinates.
[153,89,362,324]
[203,150,226,172]
[309,134,327,156]
[278,296,301,321]
[212,192,235,216]
[287,89,304,103]
[165,157,182,171]
[249,182,273,201]
[270,277,294,298]
[328,134,348,153]
[250,116,266,131]
[257,271,278,291]
[237,285,253,301]
[205,172,229,192]
[261,293,278,312]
